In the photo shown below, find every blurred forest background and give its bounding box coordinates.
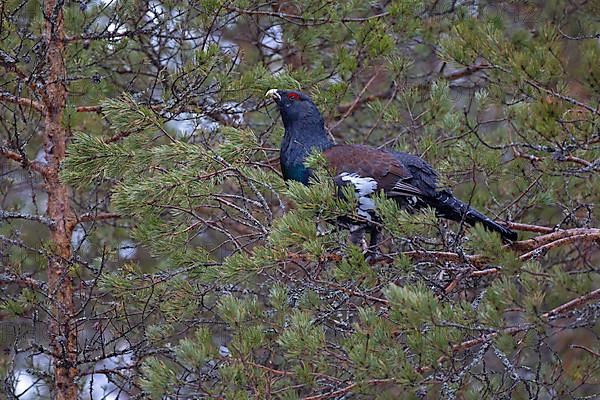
[1,0,599,399]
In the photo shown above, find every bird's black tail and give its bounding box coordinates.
[428,190,518,241]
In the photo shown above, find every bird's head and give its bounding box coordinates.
[265,89,322,127]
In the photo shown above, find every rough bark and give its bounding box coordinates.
[42,1,78,399]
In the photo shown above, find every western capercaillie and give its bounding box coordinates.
[266,89,517,253]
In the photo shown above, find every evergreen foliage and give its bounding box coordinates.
[1,0,599,399]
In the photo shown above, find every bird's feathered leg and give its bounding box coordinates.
[349,224,369,253]
[365,224,382,262]
[348,222,384,261]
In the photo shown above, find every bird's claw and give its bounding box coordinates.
[363,245,380,264]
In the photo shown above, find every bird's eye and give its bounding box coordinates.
[287,93,300,101]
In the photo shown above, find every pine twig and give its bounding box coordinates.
[0,209,55,227]
[0,146,49,175]
[441,288,600,363]
[0,272,47,291]
[78,212,122,223]
[0,90,46,113]
[502,222,556,234]
[541,288,600,319]
[301,379,395,400]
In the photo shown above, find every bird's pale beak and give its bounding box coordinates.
[265,89,281,101]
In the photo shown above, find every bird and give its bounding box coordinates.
[265,89,517,253]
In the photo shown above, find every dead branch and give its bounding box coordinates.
[442,62,491,81]
[0,90,46,113]
[445,288,600,360]
[78,212,122,224]
[0,146,49,175]
[510,228,600,253]
[541,288,600,319]
[0,209,55,227]
[225,5,389,25]
[502,222,556,234]
[0,272,48,291]
[0,50,34,85]
[301,379,395,400]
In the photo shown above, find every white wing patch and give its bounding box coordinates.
[340,173,377,220]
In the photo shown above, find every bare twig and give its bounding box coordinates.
[0,209,55,228]
[513,228,600,256]
[524,78,600,116]
[334,62,493,119]
[0,146,49,175]
[0,50,34,84]
[330,69,383,131]
[0,272,48,291]
[444,288,600,361]
[0,91,46,113]
[301,379,395,400]
[442,62,491,81]
[570,345,600,358]
[502,222,556,234]
[541,288,600,319]
[78,212,122,224]
[226,6,389,25]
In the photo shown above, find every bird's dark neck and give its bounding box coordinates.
[280,117,334,184]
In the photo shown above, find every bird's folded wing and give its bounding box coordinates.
[324,144,423,197]
[387,180,423,197]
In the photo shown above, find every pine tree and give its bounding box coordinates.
[1,1,599,399]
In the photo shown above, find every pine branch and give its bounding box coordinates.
[502,222,556,234]
[314,279,389,304]
[441,62,491,80]
[444,267,500,294]
[510,143,596,169]
[66,212,121,233]
[570,345,600,358]
[0,146,48,175]
[0,235,48,257]
[336,90,394,114]
[64,28,154,43]
[288,250,487,266]
[75,102,244,128]
[511,227,600,253]
[0,50,32,83]
[519,233,599,260]
[401,250,487,266]
[290,225,599,271]
[438,288,600,365]
[78,212,122,223]
[0,272,47,291]
[334,62,493,117]
[489,62,599,114]
[447,325,532,359]
[75,105,103,113]
[541,288,600,319]
[225,6,389,24]
[0,90,46,113]
[525,78,600,116]
[302,379,396,400]
[405,227,600,264]
[0,50,43,96]
[0,209,55,227]
[331,68,383,130]
[106,130,135,143]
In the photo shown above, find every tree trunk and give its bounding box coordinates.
[42,1,78,399]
